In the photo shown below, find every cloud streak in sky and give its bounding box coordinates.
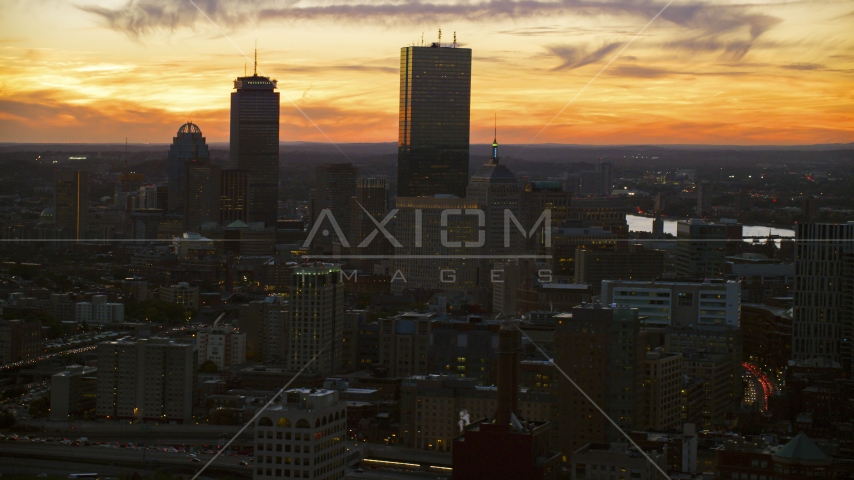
[79,0,781,62]
[548,42,621,70]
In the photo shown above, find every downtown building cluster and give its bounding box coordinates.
[0,37,853,480]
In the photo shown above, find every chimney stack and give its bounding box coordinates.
[496,321,520,426]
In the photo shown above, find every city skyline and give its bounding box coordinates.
[0,2,853,477]
[1,1,853,145]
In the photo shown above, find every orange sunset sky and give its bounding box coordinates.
[1,0,853,145]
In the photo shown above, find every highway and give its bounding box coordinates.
[0,345,97,372]
[742,362,775,410]
[0,441,252,478]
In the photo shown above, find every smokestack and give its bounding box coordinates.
[496,321,520,426]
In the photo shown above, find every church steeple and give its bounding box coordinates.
[491,113,499,165]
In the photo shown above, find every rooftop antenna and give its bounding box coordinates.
[244,63,246,77]
[254,40,258,76]
[453,31,457,48]
[438,28,442,45]
[421,32,424,46]
[494,113,497,140]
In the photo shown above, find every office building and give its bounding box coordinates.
[130,208,163,241]
[93,302,124,324]
[0,319,42,364]
[95,338,197,423]
[74,295,119,324]
[240,296,287,362]
[728,261,794,304]
[253,388,347,480]
[674,219,727,278]
[665,323,742,400]
[680,377,705,427]
[231,64,280,226]
[167,122,210,215]
[197,325,246,368]
[742,304,792,369]
[50,365,97,421]
[516,281,593,316]
[428,318,502,385]
[641,349,682,431]
[564,160,613,196]
[309,163,359,251]
[548,226,617,277]
[220,169,249,225]
[567,197,629,236]
[376,312,434,378]
[397,44,471,198]
[553,305,642,457]
[51,293,75,322]
[574,245,666,294]
[570,443,666,480]
[400,373,553,453]
[792,222,854,373]
[392,196,482,296]
[356,319,380,369]
[492,259,522,317]
[697,181,713,216]
[75,301,92,323]
[287,263,345,377]
[714,433,834,480]
[629,425,699,475]
[54,170,89,241]
[466,130,520,256]
[452,322,561,479]
[340,309,366,373]
[159,282,200,309]
[184,158,221,232]
[136,185,160,210]
[520,181,572,253]
[349,178,388,267]
[682,351,731,427]
[602,279,741,327]
[211,220,276,256]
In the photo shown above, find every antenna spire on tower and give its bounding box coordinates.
[438,28,442,45]
[254,40,258,76]
[453,31,457,48]
[491,114,499,165]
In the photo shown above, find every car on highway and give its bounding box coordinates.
[190,458,201,463]
[238,461,249,466]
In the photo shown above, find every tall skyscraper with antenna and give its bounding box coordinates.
[397,34,472,198]
[467,117,520,255]
[230,49,280,227]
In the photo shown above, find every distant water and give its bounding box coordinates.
[626,215,795,238]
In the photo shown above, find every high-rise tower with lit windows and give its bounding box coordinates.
[230,54,280,227]
[397,42,471,198]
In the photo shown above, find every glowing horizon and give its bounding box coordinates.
[1,0,852,146]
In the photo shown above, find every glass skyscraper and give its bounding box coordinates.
[397,45,472,198]
[230,72,280,226]
[167,122,209,216]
